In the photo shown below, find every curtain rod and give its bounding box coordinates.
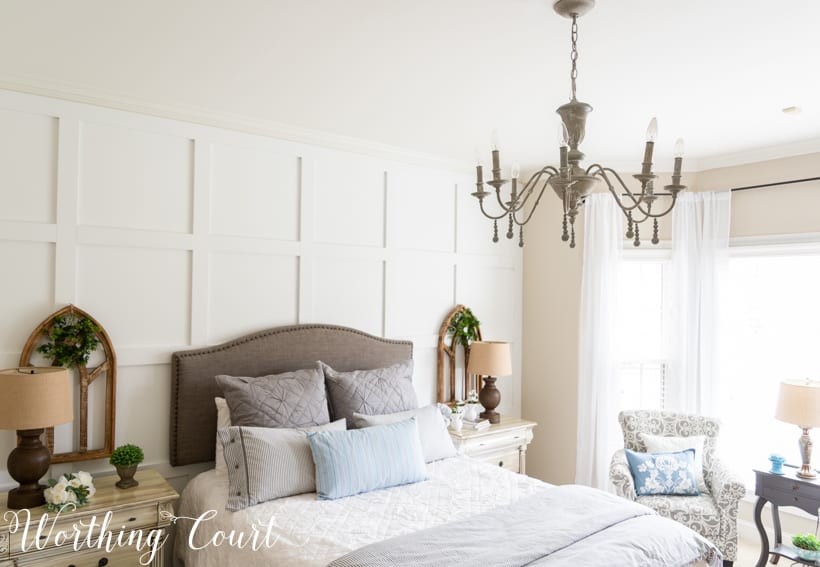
[730,176,820,192]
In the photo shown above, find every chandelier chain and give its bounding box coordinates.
[570,15,578,100]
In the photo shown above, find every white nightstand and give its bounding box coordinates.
[0,469,178,567]
[449,416,536,474]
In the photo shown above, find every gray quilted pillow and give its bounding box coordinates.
[321,359,418,425]
[216,367,330,428]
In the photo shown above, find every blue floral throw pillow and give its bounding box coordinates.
[625,448,700,496]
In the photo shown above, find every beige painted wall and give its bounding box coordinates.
[522,152,820,484]
[521,193,583,483]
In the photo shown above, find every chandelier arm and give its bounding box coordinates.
[598,167,680,220]
[478,197,514,221]
[491,188,515,212]
[630,192,680,220]
[590,165,664,214]
[587,166,644,212]
[590,164,680,220]
[512,175,555,226]
[490,181,532,214]
[504,170,543,212]
[515,166,557,205]
[510,167,560,212]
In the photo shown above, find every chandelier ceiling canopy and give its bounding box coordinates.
[472,0,686,248]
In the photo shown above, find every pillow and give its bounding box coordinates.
[625,448,700,496]
[219,418,346,511]
[307,418,427,500]
[321,359,418,424]
[216,367,329,428]
[214,397,232,475]
[352,405,456,463]
[640,433,708,494]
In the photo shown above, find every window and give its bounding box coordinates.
[614,256,669,411]
[616,242,820,486]
[717,247,820,482]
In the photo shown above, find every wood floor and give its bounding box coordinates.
[737,536,762,565]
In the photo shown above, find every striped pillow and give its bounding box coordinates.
[307,418,428,500]
[219,419,346,511]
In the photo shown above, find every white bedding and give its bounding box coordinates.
[174,456,547,567]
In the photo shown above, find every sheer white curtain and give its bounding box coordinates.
[576,193,623,489]
[666,191,732,415]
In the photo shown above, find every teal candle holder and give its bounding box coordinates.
[769,454,786,475]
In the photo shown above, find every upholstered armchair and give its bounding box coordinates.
[609,410,745,566]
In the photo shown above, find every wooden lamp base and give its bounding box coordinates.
[479,376,501,424]
[7,428,50,509]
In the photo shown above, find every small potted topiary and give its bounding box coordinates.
[109,443,144,489]
[792,534,820,561]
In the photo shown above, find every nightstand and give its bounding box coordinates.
[0,469,178,567]
[753,467,820,567]
[449,416,536,474]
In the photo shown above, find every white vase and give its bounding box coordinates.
[464,403,480,421]
[450,414,463,432]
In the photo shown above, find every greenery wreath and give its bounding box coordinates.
[36,314,101,368]
[446,307,481,348]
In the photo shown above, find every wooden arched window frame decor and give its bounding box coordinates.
[437,304,482,403]
[19,305,117,463]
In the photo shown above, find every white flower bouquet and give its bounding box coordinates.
[44,471,96,512]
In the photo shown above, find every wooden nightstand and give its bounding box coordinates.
[449,416,536,474]
[0,469,178,567]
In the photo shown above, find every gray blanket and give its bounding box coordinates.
[327,485,721,567]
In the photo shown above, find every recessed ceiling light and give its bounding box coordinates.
[782,106,803,115]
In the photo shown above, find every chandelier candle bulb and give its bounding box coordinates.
[646,117,659,142]
[641,118,658,176]
[559,122,570,146]
[511,163,520,179]
[674,138,685,157]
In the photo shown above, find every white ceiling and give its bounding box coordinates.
[1,0,819,173]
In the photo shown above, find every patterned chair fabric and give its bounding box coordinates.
[609,410,746,564]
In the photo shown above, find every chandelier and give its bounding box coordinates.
[472,0,686,248]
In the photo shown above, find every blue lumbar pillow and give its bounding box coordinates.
[307,417,428,500]
[625,448,700,496]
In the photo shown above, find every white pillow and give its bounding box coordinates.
[352,404,456,463]
[214,397,232,475]
[640,433,708,494]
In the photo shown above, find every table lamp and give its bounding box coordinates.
[775,379,820,479]
[0,367,73,508]
[467,341,512,425]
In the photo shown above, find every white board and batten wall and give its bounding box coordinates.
[0,88,523,488]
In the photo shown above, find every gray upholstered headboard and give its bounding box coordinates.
[169,324,413,466]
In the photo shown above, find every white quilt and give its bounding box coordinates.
[174,456,546,567]
[174,457,717,567]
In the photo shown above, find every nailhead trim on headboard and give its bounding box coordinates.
[169,324,413,466]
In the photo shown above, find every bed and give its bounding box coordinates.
[170,324,722,566]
